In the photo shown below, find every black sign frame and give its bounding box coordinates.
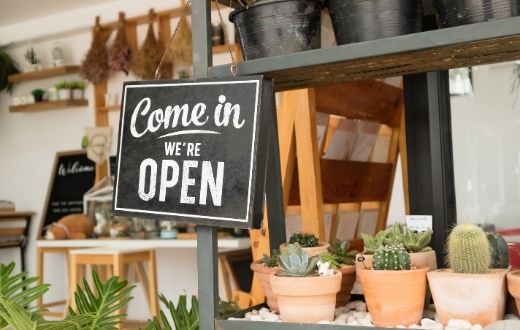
[112,76,273,229]
[39,150,96,238]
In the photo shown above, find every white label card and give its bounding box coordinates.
[406,215,433,232]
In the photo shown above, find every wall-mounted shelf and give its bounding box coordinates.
[8,66,81,83]
[9,100,88,113]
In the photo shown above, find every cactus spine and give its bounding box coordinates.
[447,223,491,274]
[373,245,411,270]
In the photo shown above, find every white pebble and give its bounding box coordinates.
[250,315,262,321]
[344,300,367,312]
[422,318,437,326]
[423,310,437,320]
[244,312,253,320]
[445,327,460,330]
[334,318,347,325]
[448,319,472,330]
[505,314,520,320]
[346,315,357,324]
[396,326,407,329]
[358,318,373,326]
[427,324,443,330]
[408,324,422,329]
[317,320,333,324]
[259,308,270,316]
[263,313,279,322]
[352,311,367,320]
[470,325,482,330]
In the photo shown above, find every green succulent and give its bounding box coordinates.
[288,233,319,248]
[319,251,340,270]
[260,249,279,268]
[277,243,318,277]
[373,244,411,271]
[362,223,433,254]
[54,81,71,90]
[328,239,358,266]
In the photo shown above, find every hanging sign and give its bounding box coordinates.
[113,76,272,228]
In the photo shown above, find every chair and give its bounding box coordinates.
[0,211,34,272]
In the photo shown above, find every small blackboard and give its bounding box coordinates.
[39,150,96,237]
[113,76,273,228]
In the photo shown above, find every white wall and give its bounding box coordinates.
[0,0,236,320]
[450,63,520,230]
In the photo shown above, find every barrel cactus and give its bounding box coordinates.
[373,244,411,271]
[277,243,318,277]
[487,233,509,269]
[447,223,491,274]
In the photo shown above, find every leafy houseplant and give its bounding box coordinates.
[358,245,428,327]
[280,232,329,257]
[0,262,134,329]
[31,88,45,102]
[55,81,71,100]
[229,0,322,60]
[326,240,358,306]
[250,250,280,312]
[0,51,20,93]
[427,223,508,326]
[70,81,86,100]
[24,47,41,71]
[269,243,341,323]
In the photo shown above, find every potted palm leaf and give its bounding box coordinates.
[427,223,509,326]
[358,244,428,327]
[229,0,323,60]
[270,243,341,323]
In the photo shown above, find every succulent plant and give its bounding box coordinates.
[260,249,279,268]
[403,228,433,253]
[487,233,509,269]
[277,243,318,277]
[288,233,319,248]
[447,223,491,274]
[319,251,340,270]
[328,239,358,266]
[373,244,411,271]
[362,223,433,254]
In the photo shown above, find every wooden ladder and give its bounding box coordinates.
[237,80,408,307]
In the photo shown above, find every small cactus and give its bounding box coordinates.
[373,245,411,271]
[487,233,509,269]
[447,223,491,274]
[362,223,433,254]
[277,243,318,277]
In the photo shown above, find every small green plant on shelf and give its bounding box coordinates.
[288,232,319,248]
[70,81,86,90]
[447,223,491,274]
[24,47,40,65]
[31,88,45,102]
[373,244,411,271]
[277,243,318,277]
[361,223,433,254]
[328,239,358,266]
[260,249,279,267]
[54,80,71,90]
[318,251,340,270]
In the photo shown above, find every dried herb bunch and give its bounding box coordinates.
[131,10,165,80]
[165,15,192,65]
[108,12,131,74]
[80,17,109,83]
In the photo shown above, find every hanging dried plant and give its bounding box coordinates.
[165,15,192,65]
[131,10,164,80]
[80,17,109,84]
[108,12,131,74]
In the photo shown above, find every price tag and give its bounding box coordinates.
[406,215,433,232]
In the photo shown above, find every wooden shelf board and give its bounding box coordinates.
[8,66,81,83]
[9,100,88,113]
[209,16,520,91]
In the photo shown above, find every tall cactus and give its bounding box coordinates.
[447,223,491,274]
[373,245,411,270]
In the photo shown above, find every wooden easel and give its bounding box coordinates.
[243,80,408,305]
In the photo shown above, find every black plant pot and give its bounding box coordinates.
[34,95,43,102]
[436,0,520,27]
[229,0,322,60]
[326,0,422,45]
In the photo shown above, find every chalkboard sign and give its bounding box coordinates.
[39,150,96,237]
[113,76,273,228]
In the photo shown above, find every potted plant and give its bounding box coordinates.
[427,223,509,326]
[326,239,357,307]
[325,0,422,45]
[358,244,428,327]
[270,243,341,323]
[229,0,322,60]
[280,232,329,257]
[357,223,436,271]
[24,46,41,72]
[250,250,280,312]
[436,0,520,28]
[0,51,19,93]
[70,81,86,100]
[54,81,71,100]
[31,88,45,102]
[508,270,520,313]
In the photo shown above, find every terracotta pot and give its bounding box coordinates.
[270,271,342,323]
[358,267,428,327]
[279,242,330,257]
[336,265,356,307]
[507,270,520,313]
[250,261,279,312]
[427,269,508,326]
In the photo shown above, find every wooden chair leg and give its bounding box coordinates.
[68,254,80,311]
[147,251,159,317]
[36,248,44,307]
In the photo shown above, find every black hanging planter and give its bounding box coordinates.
[326,0,423,45]
[229,0,322,60]
[436,0,520,27]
